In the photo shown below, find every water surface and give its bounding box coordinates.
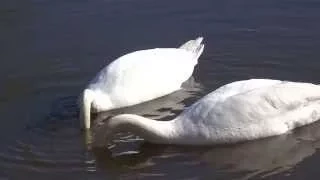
[1,0,320,179]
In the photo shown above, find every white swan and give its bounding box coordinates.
[98,79,320,146]
[80,37,205,129]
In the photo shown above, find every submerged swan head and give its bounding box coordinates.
[80,89,113,129]
[92,114,179,146]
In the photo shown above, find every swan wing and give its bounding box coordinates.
[177,80,320,144]
[89,48,198,106]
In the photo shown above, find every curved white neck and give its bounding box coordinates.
[107,114,179,144]
[80,89,94,129]
[80,89,114,129]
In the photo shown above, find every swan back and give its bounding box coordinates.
[173,79,320,145]
[88,37,204,108]
[81,37,204,129]
[89,48,203,106]
[90,49,195,88]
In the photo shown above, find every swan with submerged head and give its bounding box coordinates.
[94,79,320,146]
[80,37,204,129]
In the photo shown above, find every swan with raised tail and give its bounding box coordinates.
[95,79,320,146]
[80,37,204,129]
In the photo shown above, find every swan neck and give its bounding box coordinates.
[80,89,94,129]
[108,114,178,144]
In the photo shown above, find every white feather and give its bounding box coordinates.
[99,79,320,146]
[80,37,204,129]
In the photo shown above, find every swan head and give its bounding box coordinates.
[90,115,117,147]
[80,89,113,129]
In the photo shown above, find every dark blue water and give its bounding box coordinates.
[1,0,320,179]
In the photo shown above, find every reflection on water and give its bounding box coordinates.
[92,120,320,180]
[0,76,205,179]
[2,0,320,179]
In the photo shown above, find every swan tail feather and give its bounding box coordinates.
[80,89,94,129]
[179,37,205,59]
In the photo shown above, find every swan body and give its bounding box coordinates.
[80,37,204,129]
[101,79,320,146]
